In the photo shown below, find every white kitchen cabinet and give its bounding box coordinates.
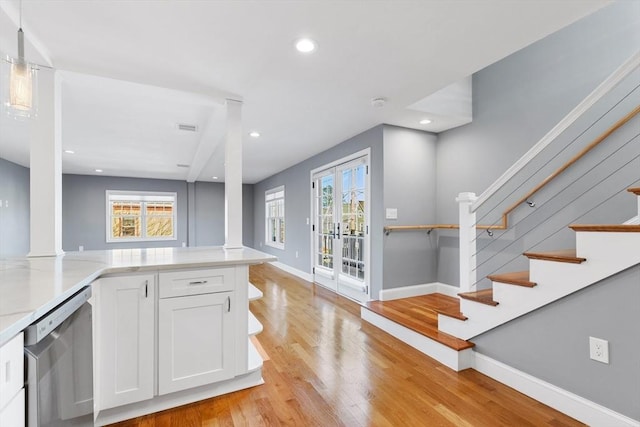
[0,388,24,427]
[94,274,155,410]
[0,332,24,427]
[158,291,235,395]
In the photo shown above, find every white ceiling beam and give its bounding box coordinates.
[186,107,226,183]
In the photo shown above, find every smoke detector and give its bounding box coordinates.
[371,97,386,108]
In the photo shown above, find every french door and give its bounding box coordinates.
[312,155,369,303]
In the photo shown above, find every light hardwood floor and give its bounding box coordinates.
[111,263,584,426]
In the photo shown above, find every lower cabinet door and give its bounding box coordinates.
[158,292,235,395]
[0,388,24,427]
[95,275,155,410]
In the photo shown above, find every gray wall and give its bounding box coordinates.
[434,1,640,285]
[193,182,254,247]
[474,265,640,420]
[252,125,385,298]
[383,126,438,287]
[0,158,29,257]
[62,174,255,251]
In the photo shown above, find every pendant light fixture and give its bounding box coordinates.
[2,0,38,119]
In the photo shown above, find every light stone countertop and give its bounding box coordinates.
[0,246,276,346]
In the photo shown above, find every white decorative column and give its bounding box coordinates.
[29,68,63,257]
[224,99,243,249]
[457,192,477,293]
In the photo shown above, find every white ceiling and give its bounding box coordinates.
[0,0,611,183]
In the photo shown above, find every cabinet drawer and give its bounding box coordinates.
[0,332,24,411]
[159,267,235,298]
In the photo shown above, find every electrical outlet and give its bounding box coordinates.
[589,337,609,364]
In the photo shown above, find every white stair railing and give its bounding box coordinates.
[471,51,640,214]
[458,52,640,292]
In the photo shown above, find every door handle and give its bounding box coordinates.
[144,280,148,298]
[226,296,231,312]
[336,222,341,239]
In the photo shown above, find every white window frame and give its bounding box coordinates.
[265,186,285,250]
[106,190,177,243]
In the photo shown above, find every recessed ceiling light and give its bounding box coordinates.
[95,169,103,173]
[249,131,260,138]
[420,119,432,124]
[212,176,219,180]
[295,38,316,53]
[64,149,75,154]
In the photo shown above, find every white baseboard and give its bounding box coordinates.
[379,282,460,301]
[474,353,639,427]
[269,261,313,282]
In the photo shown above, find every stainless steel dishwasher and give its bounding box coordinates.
[24,286,94,426]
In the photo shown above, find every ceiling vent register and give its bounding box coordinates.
[177,123,198,132]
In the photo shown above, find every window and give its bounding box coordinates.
[265,186,285,249]
[106,191,177,242]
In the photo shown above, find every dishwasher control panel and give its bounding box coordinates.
[24,286,92,346]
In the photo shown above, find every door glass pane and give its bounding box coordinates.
[314,173,335,273]
[339,165,365,282]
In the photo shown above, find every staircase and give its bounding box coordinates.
[362,188,640,371]
[438,187,640,341]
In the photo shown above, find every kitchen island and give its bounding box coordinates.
[0,246,276,426]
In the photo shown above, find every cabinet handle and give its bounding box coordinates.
[188,280,208,285]
[226,296,231,312]
[145,280,148,298]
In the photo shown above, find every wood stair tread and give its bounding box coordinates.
[365,293,474,351]
[487,270,536,287]
[628,187,640,195]
[569,224,640,232]
[458,289,498,306]
[433,308,468,321]
[523,249,586,264]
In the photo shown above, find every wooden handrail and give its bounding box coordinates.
[384,105,640,235]
[384,224,458,235]
[472,52,640,212]
[384,223,496,235]
[498,104,640,229]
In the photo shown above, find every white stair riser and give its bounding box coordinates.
[575,232,640,263]
[362,308,474,371]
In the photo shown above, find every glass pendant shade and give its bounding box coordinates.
[10,58,33,111]
[2,24,38,119]
[2,56,38,119]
